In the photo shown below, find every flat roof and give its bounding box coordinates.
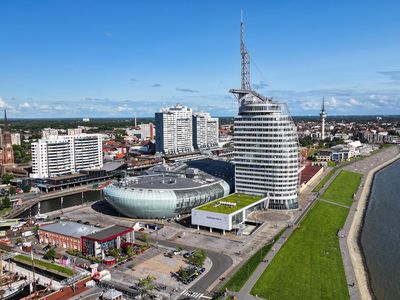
[39,221,100,239]
[195,193,264,214]
[83,225,132,242]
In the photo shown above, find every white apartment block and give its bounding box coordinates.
[193,113,219,149]
[67,128,83,135]
[155,104,194,154]
[0,130,21,146]
[41,128,59,139]
[30,134,103,178]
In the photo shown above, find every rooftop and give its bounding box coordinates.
[112,171,220,191]
[39,221,100,239]
[83,225,133,242]
[196,193,264,214]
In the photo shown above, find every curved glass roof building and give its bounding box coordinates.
[103,167,230,218]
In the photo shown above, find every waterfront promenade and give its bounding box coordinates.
[232,145,400,300]
[343,145,400,300]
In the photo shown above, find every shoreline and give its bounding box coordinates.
[346,151,400,300]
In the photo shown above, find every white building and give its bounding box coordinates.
[192,112,219,149]
[231,15,299,210]
[67,128,83,136]
[126,123,154,140]
[11,133,21,146]
[155,104,194,154]
[41,128,59,139]
[233,93,300,209]
[30,134,103,178]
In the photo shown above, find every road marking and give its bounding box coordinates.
[180,290,209,299]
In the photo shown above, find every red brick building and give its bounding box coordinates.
[0,110,14,166]
[38,221,100,251]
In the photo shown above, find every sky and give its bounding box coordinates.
[1,0,400,118]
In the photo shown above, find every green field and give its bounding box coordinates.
[321,170,362,206]
[14,254,74,277]
[223,229,286,292]
[196,193,263,214]
[251,201,350,300]
[312,169,336,192]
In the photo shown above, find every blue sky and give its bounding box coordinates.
[1,0,400,118]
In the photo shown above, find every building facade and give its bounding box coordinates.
[0,110,14,165]
[193,113,219,149]
[230,16,299,210]
[155,104,193,154]
[104,167,230,218]
[233,95,300,209]
[38,221,100,251]
[31,133,103,178]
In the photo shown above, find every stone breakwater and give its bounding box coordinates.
[345,146,400,300]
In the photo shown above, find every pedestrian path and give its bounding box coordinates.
[180,289,212,299]
[318,198,351,208]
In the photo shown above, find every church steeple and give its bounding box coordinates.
[3,109,8,131]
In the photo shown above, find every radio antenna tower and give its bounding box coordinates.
[240,10,251,90]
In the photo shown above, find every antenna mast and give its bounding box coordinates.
[241,10,251,90]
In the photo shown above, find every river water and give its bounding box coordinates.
[17,190,103,219]
[360,159,400,300]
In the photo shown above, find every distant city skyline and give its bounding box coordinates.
[1,0,400,117]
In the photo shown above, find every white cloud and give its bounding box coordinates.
[19,102,31,108]
[329,97,338,107]
[0,97,6,108]
[349,98,360,105]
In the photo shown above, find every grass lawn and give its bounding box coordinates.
[327,161,336,167]
[251,201,350,300]
[14,254,75,277]
[0,207,11,217]
[312,169,336,192]
[196,193,263,214]
[223,229,286,292]
[321,170,362,206]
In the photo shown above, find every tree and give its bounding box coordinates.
[299,135,314,147]
[22,183,31,193]
[44,248,56,261]
[2,197,10,209]
[126,245,134,257]
[137,275,156,298]
[177,266,191,282]
[15,238,23,245]
[139,233,148,243]
[8,186,16,196]
[188,250,207,268]
[2,173,13,185]
[110,248,120,258]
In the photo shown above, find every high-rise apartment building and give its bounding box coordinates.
[231,16,299,209]
[193,113,219,149]
[155,104,194,154]
[30,134,103,178]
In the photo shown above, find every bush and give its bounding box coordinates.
[189,250,207,268]
[44,248,56,261]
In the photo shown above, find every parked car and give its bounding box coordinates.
[183,251,195,259]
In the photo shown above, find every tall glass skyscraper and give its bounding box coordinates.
[231,15,299,209]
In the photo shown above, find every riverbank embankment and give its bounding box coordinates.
[344,146,400,300]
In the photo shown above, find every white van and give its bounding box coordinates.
[22,231,34,237]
